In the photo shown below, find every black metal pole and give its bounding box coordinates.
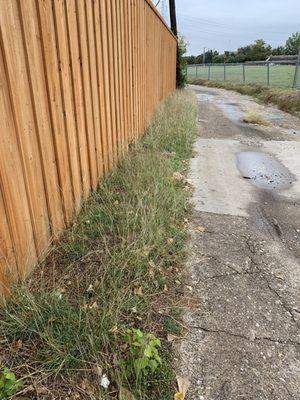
[169,0,178,37]
[169,0,182,87]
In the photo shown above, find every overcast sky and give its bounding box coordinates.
[155,0,300,55]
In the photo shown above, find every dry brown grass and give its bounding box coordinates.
[243,111,269,125]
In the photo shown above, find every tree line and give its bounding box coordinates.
[184,32,300,64]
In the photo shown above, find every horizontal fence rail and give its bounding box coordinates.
[0,0,177,297]
[187,62,300,89]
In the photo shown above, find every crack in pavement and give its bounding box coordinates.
[196,269,260,281]
[245,237,300,329]
[190,324,300,347]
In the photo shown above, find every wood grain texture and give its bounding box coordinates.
[0,0,177,296]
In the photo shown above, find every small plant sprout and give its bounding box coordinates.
[0,368,22,399]
[119,329,162,382]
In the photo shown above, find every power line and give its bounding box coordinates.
[178,14,294,36]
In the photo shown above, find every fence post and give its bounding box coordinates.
[208,64,211,80]
[243,64,245,83]
[267,63,270,86]
[196,65,198,77]
[224,63,226,81]
[293,46,300,88]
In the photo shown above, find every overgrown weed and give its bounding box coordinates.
[243,111,268,125]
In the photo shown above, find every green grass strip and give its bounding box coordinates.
[0,90,198,400]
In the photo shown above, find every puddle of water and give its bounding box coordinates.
[286,129,300,136]
[196,92,244,123]
[237,151,295,190]
[196,93,215,102]
[217,102,243,123]
[266,114,285,121]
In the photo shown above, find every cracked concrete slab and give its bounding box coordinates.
[177,86,300,400]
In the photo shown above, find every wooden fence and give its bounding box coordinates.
[0,0,177,297]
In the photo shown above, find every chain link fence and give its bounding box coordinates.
[293,50,300,89]
[188,62,300,89]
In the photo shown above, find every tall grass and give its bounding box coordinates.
[0,90,198,399]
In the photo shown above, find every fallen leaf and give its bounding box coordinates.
[87,284,94,294]
[11,339,22,352]
[80,380,87,390]
[89,301,98,310]
[196,226,206,233]
[173,172,185,181]
[174,376,190,400]
[36,386,48,396]
[134,286,143,295]
[167,238,174,245]
[167,333,178,342]
[109,326,118,334]
[119,386,136,400]
[95,364,103,377]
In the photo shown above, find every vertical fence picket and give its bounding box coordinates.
[65,0,91,199]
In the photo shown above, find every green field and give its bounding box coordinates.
[187,64,297,88]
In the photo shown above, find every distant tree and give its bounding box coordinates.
[185,32,300,65]
[250,39,272,61]
[195,54,203,64]
[285,32,300,55]
[212,53,224,63]
[224,51,236,63]
[184,55,196,64]
[203,49,214,63]
[235,45,252,62]
[272,46,285,56]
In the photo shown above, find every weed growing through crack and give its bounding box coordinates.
[0,90,198,399]
[243,111,268,125]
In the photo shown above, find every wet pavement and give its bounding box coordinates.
[237,151,295,190]
[177,85,300,400]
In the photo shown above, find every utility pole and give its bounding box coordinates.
[169,0,177,37]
